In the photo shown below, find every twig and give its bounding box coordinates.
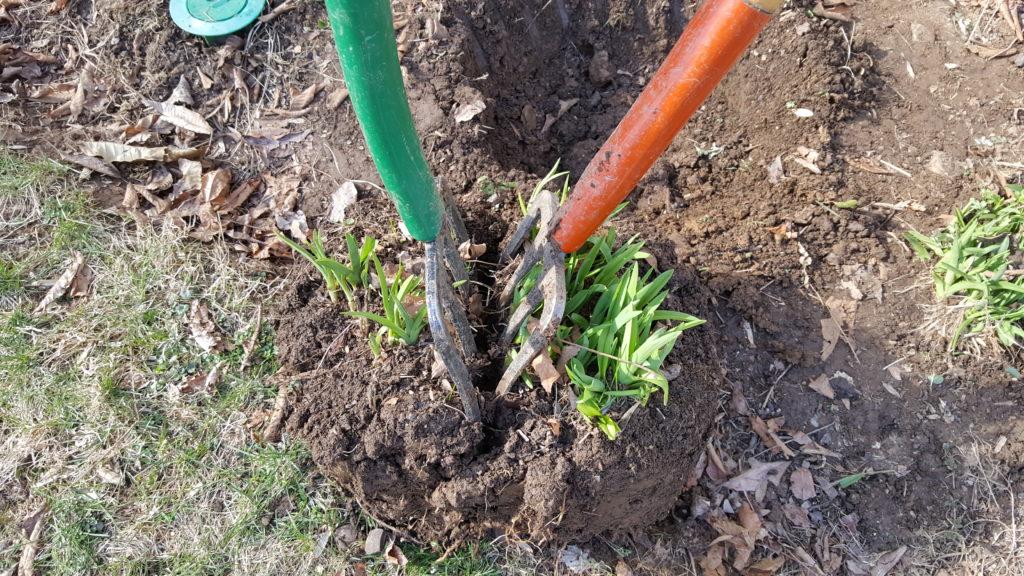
[760,363,792,410]
[353,496,424,546]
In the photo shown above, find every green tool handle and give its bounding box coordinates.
[324,0,443,242]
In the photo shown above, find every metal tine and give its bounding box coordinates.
[425,241,481,423]
[495,246,565,396]
[495,190,567,395]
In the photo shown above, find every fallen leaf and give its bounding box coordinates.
[783,502,812,528]
[68,262,93,298]
[746,555,786,575]
[812,0,854,22]
[750,416,795,458]
[82,141,167,164]
[364,528,385,555]
[202,168,232,205]
[384,542,408,566]
[846,157,893,175]
[790,546,825,576]
[17,507,45,576]
[48,0,70,13]
[723,459,789,494]
[218,178,261,213]
[188,301,230,353]
[175,361,223,397]
[458,240,486,261]
[328,181,358,223]
[95,464,123,485]
[869,546,907,576]
[807,374,835,399]
[615,559,634,576]
[326,87,350,110]
[289,83,321,110]
[33,252,85,314]
[541,98,580,135]
[145,99,214,135]
[790,468,817,500]
[64,154,120,178]
[531,353,560,394]
[820,319,840,361]
[165,75,194,106]
[702,543,727,576]
[453,99,486,123]
[767,222,797,244]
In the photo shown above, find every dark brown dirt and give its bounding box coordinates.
[279,272,720,543]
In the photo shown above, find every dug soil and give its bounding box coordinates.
[6,0,1024,572]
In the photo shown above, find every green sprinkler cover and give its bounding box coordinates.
[170,0,266,40]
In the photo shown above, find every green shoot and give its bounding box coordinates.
[517,160,570,216]
[906,186,1024,349]
[344,255,428,347]
[276,230,376,311]
[508,227,705,439]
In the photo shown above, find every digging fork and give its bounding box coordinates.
[497,0,783,394]
[324,0,480,421]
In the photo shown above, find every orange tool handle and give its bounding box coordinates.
[552,0,780,254]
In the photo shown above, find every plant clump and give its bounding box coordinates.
[907,185,1024,350]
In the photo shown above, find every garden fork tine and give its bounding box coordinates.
[496,0,781,392]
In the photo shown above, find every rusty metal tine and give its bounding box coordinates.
[440,231,473,300]
[438,256,477,357]
[499,209,542,263]
[425,241,481,422]
[495,247,565,395]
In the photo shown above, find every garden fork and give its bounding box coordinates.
[497,0,783,394]
[325,0,480,422]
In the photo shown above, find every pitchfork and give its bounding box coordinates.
[496,0,783,394]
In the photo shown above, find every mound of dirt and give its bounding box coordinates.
[280,270,720,543]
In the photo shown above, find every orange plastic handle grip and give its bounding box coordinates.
[552,0,777,254]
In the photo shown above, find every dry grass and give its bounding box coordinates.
[910,439,1022,576]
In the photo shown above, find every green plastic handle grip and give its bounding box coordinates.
[324,0,442,242]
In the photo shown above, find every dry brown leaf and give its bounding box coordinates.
[869,546,907,576]
[18,507,45,576]
[812,0,854,22]
[615,559,634,576]
[218,178,261,214]
[64,154,120,178]
[33,252,85,314]
[722,459,789,494]
[790,468,817,500]
[965,43,1018,59]
[240,306,262,372]
[783,502,812,528]
[188,300,230,353]
[701,543,728,576]
[458,240,487,261]
[750,416,795,458]
[202,168,232,205]
[790,547,825,576]
[384,542,408,567]
[174,361,223,398]
[846,157,893,175]
[541,98,580,135]
[745,556,786,576]
[165,75,193,106]
[807,374,835,400]
[767,222,797,244]
[145,99,213,135]
[47,0,70,13]
[289,83,321,110]
[531,353,561,394]
[82,141,168,164]
[326,87,350,110]
[176,158,204,195]
[820,319,840,361]
[68,262,93,298]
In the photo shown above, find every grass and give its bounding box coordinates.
[907,186,1024,350]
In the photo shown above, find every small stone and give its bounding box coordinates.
[910,22,933,42]
[847,221,865,233]
[1014,52,1024,68]
[793,206,816,225]
[926,150,952,178]
[812,214,834,233]
[589,50,615,86]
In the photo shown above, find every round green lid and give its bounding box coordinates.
[170,0,266,39]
